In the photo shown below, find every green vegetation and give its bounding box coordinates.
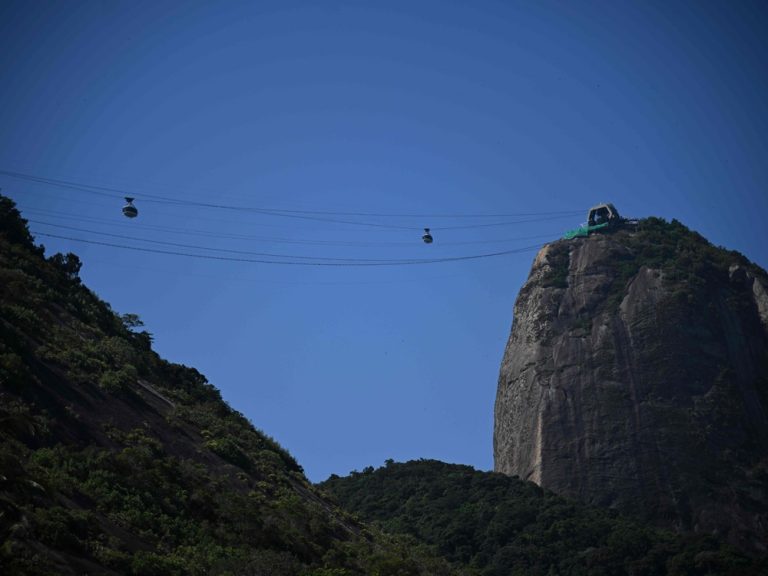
[548,217,767,315]
[595,217,763,312]
[0,194,459,575]
[320,460,766,576]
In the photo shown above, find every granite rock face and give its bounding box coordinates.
[494,222,768,552]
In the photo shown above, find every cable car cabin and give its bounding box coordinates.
[587,203,620,227]
[422,228,433,244]
[122,197,138,218]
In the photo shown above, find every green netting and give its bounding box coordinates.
[563,222,609,239]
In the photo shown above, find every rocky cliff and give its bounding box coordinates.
[493,218,768,553]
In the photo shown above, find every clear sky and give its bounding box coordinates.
[1,1,766,482]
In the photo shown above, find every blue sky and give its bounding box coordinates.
[1,1,766,482]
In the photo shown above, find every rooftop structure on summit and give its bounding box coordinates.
[564,202,631,239]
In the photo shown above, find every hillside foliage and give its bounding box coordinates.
[320,460,766,576]
[544,217,767,313]
[0,194,458,575]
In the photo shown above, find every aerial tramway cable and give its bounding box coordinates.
[35,232,543,267]
[23,207,559,247]
[7,168,568,265]
[2,169,582,231]
[29,220,441,262]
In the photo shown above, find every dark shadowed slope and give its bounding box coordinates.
[320,459,765,576]
[0,194,459,576]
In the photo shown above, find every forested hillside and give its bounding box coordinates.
[0,194,457,575]
[320,460,766,576]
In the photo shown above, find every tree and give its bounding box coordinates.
[0,193,34,246]
[120,313,145,331]
[49,252,82,281]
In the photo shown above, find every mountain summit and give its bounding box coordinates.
[494,218,768,553]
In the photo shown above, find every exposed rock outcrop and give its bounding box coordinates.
[494,219,768,552]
